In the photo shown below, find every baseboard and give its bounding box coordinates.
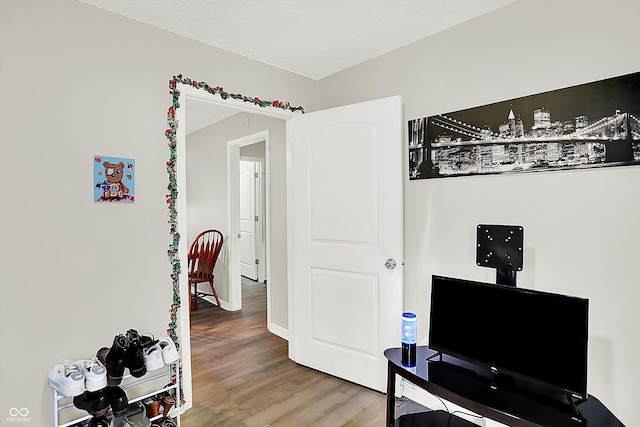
[268,322,289,341]
[199,295,231,311]
[199,295,285,340]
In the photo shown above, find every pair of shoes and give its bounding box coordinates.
[73,386,128,417]
[100,330,148,386]
[47,357,108,397]
[143,397,162,419]
[73,388,109,417]
[88,415,110,427]
[110,414,132,427]
[144,336,178,371]
[143,383,176,419]
[126,401,152,427]
[80,357,108,392]
[150,417,177,427]
[47,362,85,397]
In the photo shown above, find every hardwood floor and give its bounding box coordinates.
[181,279,387,427]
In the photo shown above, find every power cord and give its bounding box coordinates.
[398,379,485,425]
[448,409,485,426]
[431,391,484,426]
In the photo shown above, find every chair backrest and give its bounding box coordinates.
[188,229,223,282]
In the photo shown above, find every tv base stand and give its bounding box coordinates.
[384,346,624,427]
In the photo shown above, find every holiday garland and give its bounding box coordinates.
[164,75,304,400]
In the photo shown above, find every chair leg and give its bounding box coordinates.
[210,280,221,308]
[190,284,197,311]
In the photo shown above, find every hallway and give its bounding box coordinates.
[181,278,387,426]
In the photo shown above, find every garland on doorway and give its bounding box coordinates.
[164,74,305,343]
[164,75,304,399]
[165,77,182,402]
[165,78,181,348]
[170,74,305,113]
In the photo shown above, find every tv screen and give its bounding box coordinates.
[428,275,589,399]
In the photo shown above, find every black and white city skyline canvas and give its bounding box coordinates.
[408,72,640,180]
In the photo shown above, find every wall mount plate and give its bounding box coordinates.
[476,224,524,271]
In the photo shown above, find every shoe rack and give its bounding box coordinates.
[51,360,180,427]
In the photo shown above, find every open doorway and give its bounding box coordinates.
[239,155,266,283]
[176,84,297,409]
[189,133,267,308]
[225,130,270,311]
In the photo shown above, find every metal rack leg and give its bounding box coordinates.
[52,389,58,427]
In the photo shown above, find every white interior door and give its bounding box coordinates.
[287,95,404,392]
[239,160,258,280]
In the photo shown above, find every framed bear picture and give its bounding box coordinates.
[94,155,135,203]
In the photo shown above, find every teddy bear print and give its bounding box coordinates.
[103,161,130,199]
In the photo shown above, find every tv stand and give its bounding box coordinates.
[567,394,588,421]
[425,351,442,362]
[384,346,624,427]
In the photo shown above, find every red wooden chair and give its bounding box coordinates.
[188,229,223,311]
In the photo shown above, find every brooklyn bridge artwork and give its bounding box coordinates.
[408,72,640,179]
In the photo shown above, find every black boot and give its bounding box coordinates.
[125,329,147,378]
[108,386,129,417]
[72,388,110,416]
[105,334,129,386]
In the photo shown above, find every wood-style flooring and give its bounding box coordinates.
[181,279,387,427]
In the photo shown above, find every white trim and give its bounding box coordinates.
[175,88,193,411]
[176,83,296,413]
[227,131,269,312]
[195,294,231,311]
[268,322,290,342]
[181,85,297,121]
[285,120,295,360]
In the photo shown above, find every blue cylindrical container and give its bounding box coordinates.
[401,312,417,367]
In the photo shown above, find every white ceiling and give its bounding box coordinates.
[78,0,517,133]
[79,0,516,80]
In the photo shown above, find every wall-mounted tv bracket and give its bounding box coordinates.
[476,224,524,287]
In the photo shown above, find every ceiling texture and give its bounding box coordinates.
[79,0,516,132]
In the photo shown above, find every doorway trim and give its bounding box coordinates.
[227,131,269,312]
[171,81,300,410]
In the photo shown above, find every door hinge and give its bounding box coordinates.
[255,259,259,265]
[255,215,259,222]
[254,172,258,178]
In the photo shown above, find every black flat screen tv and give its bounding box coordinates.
[428,275,589,400]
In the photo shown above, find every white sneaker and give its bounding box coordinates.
[143,343,165,371]
[158,337,179,364]
[47,362,85,397]
[79,357,107,392]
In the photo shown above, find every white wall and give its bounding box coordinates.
[186,113,289,328]
[239,140,266,158]
[3,0,638,424]
[317,0,640,424]
[0,1,314,424]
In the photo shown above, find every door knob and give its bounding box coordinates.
[385,259,397,269]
